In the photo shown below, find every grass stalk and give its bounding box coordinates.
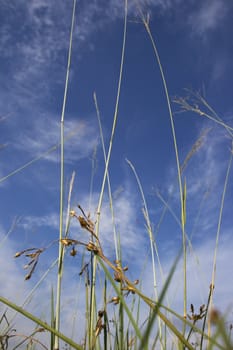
[174,91,233,135]
[103,278,108,350]
[207,143,233,343]
[126,159,158,300]
[125,159,164,348]
[0,126,80,185]
[50,288,55,350]
[97,249,197,349]
[200,285,213,350]
[88,146,98,211]
[89,0,128,346]
[140,11,187,329]
[97,256,143,342]
[139,251,180,350]
[94,92,119,261]
[65,171,75,238]
[6,258,58,334]
[54,1,76,349]
[0,296,83,350]
[95,0,127,228]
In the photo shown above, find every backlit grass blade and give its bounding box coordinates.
[55,1,76,349]
[0,296,83,350]
[207,144,233,343]
[139,10,187,328]
[90,0,128,346]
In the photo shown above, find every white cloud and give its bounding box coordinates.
[0,0,230,115]
[185,126,231,232]
[0,230,29,303]
[12,116,99,164]
[210,54,230,82]
[63,189,147,262]
[140,232,233,323]
[188,0,227,36]
[19,213,59,231]
[164,119,231,233]
[186,127,227,192]
[13,186,146,259]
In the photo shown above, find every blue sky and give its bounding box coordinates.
[0,0,233,346]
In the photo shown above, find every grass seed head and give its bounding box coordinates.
[109,297,120,305]
[14,252,22,258]
[70,210,76,217]
[209,308,221,324]
[70,246,77,256]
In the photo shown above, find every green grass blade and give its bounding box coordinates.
[139,11,187,325]
[50,287,55,350]
[139,252,180,350]
[207,145,233,342]
[90,0,128,346]
[54,1,76,349]
[0,296,83,350]
[97,256,143,342]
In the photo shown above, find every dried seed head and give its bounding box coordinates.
[127,285,135,294]
[37,328,45,333]
[15,247,44,281]
[200,304,205,313]
[25,252,38,259]
[133,279,139,285]
[110,297,120,305]
[70,247,77,257]
[14,252,22,258]
[86,241,99,254]
[61,239,73,246]
[114,272,122,283]
[98,310,104,318]
[78,216,87,228]
[70,210,76,217]
[190,304,194,313]
[209,308,220,324]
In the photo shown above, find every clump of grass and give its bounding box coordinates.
[0,1,232,350]
[10,203,231,349]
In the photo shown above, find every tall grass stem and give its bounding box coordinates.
[207,144,233,343]
[140,12,187,328]
[89,0,128,346]
[55,1,76,349]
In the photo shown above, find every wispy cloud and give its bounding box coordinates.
[188,0,227,37]
[0,0,230,114]
[185,127,228,195]
[0,228,30,302]
[9,116,99,164]
[141,231,233,316]
[185,126,231,231]
[61,189,146,262]
[162,118,232,243]
[210,54,231,82]
[19,212,59,231]
[14,186,146,258]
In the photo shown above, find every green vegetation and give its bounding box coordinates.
[0,0,232,349]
